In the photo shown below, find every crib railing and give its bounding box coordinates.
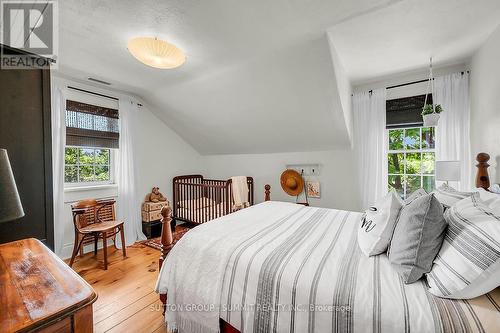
[172,175,254,224]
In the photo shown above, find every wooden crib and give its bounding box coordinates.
[172,175,254,225]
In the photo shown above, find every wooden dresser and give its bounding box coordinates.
[0,238,97,333]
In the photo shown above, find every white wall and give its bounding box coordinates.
[203,149,361,212]
[131,104,204,203]
[470,24,500,184]
[55,76,204,259]
[328,35,353,143]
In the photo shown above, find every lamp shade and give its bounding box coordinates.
[0,149,24,223]
[127,37,186,69]
[435,161,460,182]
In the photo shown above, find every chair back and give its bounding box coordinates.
[71,199,116,231]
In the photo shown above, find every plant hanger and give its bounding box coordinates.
[422,57,443,127]
[423,57,435,113]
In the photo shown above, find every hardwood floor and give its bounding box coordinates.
[69,243,168,333]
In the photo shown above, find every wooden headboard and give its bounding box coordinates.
[476,153,491,190]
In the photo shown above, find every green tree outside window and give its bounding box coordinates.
[388,127,435,199]
[64,147,112,184]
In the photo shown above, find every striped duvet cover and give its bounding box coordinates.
[156,201,500,333]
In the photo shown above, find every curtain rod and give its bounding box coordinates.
[68,86,119,101]
[67,86,143,107]
[356,70,470,95]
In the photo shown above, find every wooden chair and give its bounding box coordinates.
[69,199,126,270]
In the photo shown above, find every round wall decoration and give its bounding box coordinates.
[280,169,304,196]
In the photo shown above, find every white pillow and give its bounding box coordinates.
[476,187,500,215]
[490,184,500,194]
[431,183,473,209]
[426,193,500,299]
[358,191,403,257]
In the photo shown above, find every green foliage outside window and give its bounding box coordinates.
[65,147,111,184]
[388,127,435,199]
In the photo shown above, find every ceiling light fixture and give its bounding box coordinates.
[127,37,186,69]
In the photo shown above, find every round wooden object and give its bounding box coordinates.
[476,152,490,190]
[160,206,173,246]
[477,152,490,163]
[264,184,271,201]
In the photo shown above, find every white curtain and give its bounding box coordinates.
[434,72,471,190]
[51,81,67,256]
[353,88,387,209]
[116,99,146,247]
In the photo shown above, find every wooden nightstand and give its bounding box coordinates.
[0,238,97,333]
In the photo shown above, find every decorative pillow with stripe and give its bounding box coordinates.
[477,187,500,215]
[357,191,403,257]
[431,183,473,210]
[426,193,500,299]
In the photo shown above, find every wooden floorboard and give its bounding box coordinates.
[69,243,168,333]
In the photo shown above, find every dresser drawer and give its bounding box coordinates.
[38,317,71,333]
[142,209,163,222]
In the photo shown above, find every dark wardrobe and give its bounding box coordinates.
[0,44,54,248]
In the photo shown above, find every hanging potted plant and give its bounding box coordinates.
[422,103,443,127]
[421,57,444,127]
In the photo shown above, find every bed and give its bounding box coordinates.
[173,175,254,225]
[156,155,500,333]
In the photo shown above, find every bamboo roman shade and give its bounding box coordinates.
[65,100,119,148]
[386,94,432,129]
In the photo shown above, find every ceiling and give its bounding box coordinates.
[56,0,500,154]
[328,0,500,84]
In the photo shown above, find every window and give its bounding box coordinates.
[388,126,435,199]
[64,99,119,187]
[65,100,119,148]
[386,94,432,128]
[65,147,113,185]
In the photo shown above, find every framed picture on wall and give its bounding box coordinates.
[306,181,320,198]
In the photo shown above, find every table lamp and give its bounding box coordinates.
[435,161,460,185]
[0,149,24,223]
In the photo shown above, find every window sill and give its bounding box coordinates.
[64,184,118,193]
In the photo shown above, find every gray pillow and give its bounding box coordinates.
[404,188,427,205]
[388,193,446,284]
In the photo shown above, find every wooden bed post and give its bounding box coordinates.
[159,206,173,269]
[265,184,271,201]
[476,153,490,190]
[159,206,172,315]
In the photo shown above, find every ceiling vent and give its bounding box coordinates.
[87,77,111,85]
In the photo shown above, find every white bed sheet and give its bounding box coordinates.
[156,201,500,333]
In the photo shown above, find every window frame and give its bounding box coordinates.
[64,146,115,188]
[387,126,436,199]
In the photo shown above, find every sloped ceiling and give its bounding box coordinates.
[56,0,500,154]
[327,0,500,84]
